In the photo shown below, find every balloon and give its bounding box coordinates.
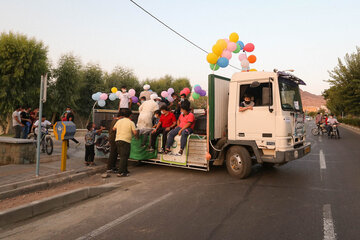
[167,96,174,102]
[183,88,191,95]
[223,38,230,44]
[248,55,257,64]
[221,50,232,60]
[243,43,255,52]
[238,53,247,61]
[212,44,223,56]
[241,59,250,69]
[143,84,150,90]
[193,84,200,89]
[149,89,153,92]
[233,44,241,53]
[115,91,122,97]
[194,86,202,94]
[206,53,219,64]
[98,100,106,107]
[249,69,257,72]
[167,88,174,94]
[229,32,239,43]
[109,93,117,101]
[216,39,227,50]
[192,92,200,100]
[131,96,138,103]
[100,93,108,100]
[217,57,229,68]
[237,41,244,49]
[200,90,207,97]
[227,42,237,52]
[128,89,135,97]
[111,87,117,93]
[161,91,168,98]
[92,93,99,101]
[210,63,219,71]
[180,90,184,96]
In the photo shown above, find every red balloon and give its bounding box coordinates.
[244,43,255,52]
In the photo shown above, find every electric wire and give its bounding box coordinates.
[129,0,242,71]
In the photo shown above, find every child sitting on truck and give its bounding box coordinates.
[164,105,195,156]
[239,94,255,112]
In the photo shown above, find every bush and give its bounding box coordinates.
[338,118,360,128]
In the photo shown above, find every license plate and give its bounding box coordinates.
[304,146,311,154]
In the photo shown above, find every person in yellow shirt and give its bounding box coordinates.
[113,109,138,177]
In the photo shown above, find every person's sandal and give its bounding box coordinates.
[175,149,183,156]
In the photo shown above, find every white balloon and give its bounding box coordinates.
[109,93,117,101]
[98,100,106,107]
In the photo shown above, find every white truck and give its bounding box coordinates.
[95,71,311,179]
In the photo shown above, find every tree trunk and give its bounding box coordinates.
[5,114,11,135]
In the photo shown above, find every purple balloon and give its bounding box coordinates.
[131,96,138,103]
[194,86,202,94]
[200,90,206,97]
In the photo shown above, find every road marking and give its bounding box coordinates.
[319,136,323,142]
[320,149,326,169]
[323,204,337,240]
[75,192,173,240]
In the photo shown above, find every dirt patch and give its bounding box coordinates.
[0,174,112,211]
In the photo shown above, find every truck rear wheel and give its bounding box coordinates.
[226,146,252,179]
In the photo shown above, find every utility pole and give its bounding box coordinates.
[35,74,47,177]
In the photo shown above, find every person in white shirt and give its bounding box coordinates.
[137,94,159,129]
[326,114,340,137]
[118,86,132,110]
[32,116,52,152]
[12,106,24,138]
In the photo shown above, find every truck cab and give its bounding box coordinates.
[209,71,311,178]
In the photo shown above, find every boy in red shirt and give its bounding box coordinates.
[149,106,176,153]
[164,105,195,156]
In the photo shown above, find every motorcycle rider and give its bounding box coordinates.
[326,114,340,138]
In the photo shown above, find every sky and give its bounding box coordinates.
[1,0,359,95]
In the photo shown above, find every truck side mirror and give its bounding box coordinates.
[269,77,273,113]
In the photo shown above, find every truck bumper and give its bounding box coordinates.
[273,143,311,163]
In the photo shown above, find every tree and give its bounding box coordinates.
[143,75,192,95]
[323,47,360,116]
[50,53,82,119]
[0,32,49,133]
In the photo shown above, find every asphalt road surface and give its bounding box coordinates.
[1,122,359,240]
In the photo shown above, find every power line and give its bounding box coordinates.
[129,0,242,71]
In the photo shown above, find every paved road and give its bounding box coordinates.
[1,122,359,240]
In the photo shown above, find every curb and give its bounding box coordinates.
[0,181,127,228]
[0,165,106,200]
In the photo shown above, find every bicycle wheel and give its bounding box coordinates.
[45,136,53,155]
[311,128,319,136]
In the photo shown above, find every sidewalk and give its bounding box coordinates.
[0,139,106,188]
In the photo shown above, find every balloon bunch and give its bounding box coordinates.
[91,87,138,107]
[206,32,257,72]
[192,85,206,99]
[180,88,191,96]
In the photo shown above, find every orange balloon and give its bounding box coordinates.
[206,53,219,64]
[249,69,257,72]
[216,39,227,50]
[212,44,223,56]
[248,55,257,64]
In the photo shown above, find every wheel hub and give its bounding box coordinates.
[229,154,242,171]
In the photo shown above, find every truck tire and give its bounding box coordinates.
[226,146,252,179]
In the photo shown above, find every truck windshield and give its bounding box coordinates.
[278,77,303,112]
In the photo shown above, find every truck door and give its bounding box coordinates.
[235,80,276,148]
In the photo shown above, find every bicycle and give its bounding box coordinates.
[311,123,328,136]
[28,128,53,155]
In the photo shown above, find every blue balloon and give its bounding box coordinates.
[109,93,117,101]
[237,41,244,49]
[217,57,229,68]
[98,100,106,107]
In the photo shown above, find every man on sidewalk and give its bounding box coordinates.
[21,107,32,139]
[12,106,24,138]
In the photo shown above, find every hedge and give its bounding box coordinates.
[338,118,360,128]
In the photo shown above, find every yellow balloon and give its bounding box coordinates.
[111,87,118,93]
[250,69,257,72]
[212,44,224,56]
[216,39,227,50]
[206,53,219,64]
[229,32,239,43]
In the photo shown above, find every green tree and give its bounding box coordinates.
[0,32,49,133]
[324,47,360,116]
[143,75,192,95]
[50,53,82,119]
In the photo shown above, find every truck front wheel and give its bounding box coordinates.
[226,146,252,179]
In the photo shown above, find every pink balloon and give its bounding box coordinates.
[243,43,255,52]
[241,59,250,69]
[128,89,136,97]
[221,50,232,60]
[167,96,174,102]
[161,91,168,98]
[227,42,237,52]
[238,53,247,61]
[100,93,108,100]
[223,38,230,43]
